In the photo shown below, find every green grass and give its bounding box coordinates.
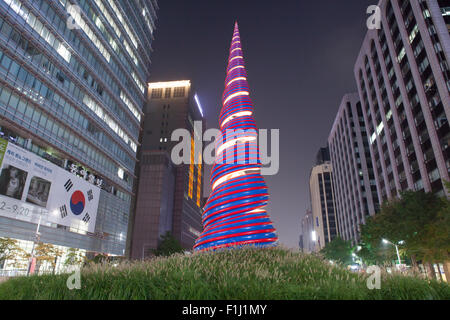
[0,247,448,300]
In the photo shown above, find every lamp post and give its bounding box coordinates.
[27,210,57,276]
[311,231,317,252]
[27,214,42,276]
[382,238,402,266]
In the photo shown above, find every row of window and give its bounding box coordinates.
[0,2,141,138]
[28,0,145,111]
[0,28,138,157]
[151,87,187,99]
[64,0,145,93]
[0,53,134,169]
[0,82,133,190]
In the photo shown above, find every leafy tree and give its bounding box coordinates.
[152,232,184,257]
[34,243,62,273]
[319,237,353,265]
[419,183,450,263]
[359,189,449,265]
[65,248,87,266]
[92,253,109,264]
[0,237,25,268]
[356,240,396,266]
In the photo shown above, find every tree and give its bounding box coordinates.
[359,189,449,265]
[319,237,353,265]
[0,237,25,269]
[34,243,62,273]
[419,182,450,263]
[64,248,83,267]
[356,239,396,266]
[152,232,184,257]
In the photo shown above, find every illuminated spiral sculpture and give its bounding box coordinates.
[194,22,278,251]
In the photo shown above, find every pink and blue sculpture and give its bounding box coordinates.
[194,22,278,251]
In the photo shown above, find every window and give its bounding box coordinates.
[151,88,162,99]
[173,87,186,97]
[165,88,172,98]
[8,93,19,110]
[0,87,11,105]
[0,54,11,70]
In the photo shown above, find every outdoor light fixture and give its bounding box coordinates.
[194,94,204,117]
[382,238,402,266]
[148,80,191,89]
[311,231,317,242]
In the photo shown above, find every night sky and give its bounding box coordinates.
[149,0,376,248]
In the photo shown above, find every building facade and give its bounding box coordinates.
[354,0,450,206]
[130,151,175,259]
[329,94,380,243]
[309,153,338,252]
[0,0,158,264]
[130,80,204,258]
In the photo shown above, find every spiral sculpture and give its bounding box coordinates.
[194,22,278,251]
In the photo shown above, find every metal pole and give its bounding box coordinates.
[27,215,42,276]
[395,244,401,266]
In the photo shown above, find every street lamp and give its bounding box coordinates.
[27,214,42,276]
[382,238,402,266]
[27,210,57,275]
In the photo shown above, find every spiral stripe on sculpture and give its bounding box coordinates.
[194,22,278,251]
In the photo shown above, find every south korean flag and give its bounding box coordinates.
[55,176,99,233]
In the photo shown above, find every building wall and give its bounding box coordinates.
[329,94,380,243]
[0,0,157,256]
[354,0,450,209]
[309,162,338,251]
[130,151,174,260]
[131,81,204,255]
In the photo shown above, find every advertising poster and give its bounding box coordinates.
[0,140,99,233]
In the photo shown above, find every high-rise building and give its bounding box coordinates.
[130,80,204,258]
[329,94,380,243]
[354,0,450,205]
[0,0,158,268]
[308,150,338,251]
[315,147,330,165]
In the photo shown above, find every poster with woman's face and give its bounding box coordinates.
[0,164,28,200]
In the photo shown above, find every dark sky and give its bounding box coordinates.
[149,0,376,248]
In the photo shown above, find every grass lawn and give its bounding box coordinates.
[0,247,448,300]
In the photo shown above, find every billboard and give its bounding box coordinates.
[0,140,99,233]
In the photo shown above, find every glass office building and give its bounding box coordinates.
[0,0,158,259]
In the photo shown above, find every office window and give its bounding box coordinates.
[173,87,186,97]
[165,88,172,98]
[151,88,162,99]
